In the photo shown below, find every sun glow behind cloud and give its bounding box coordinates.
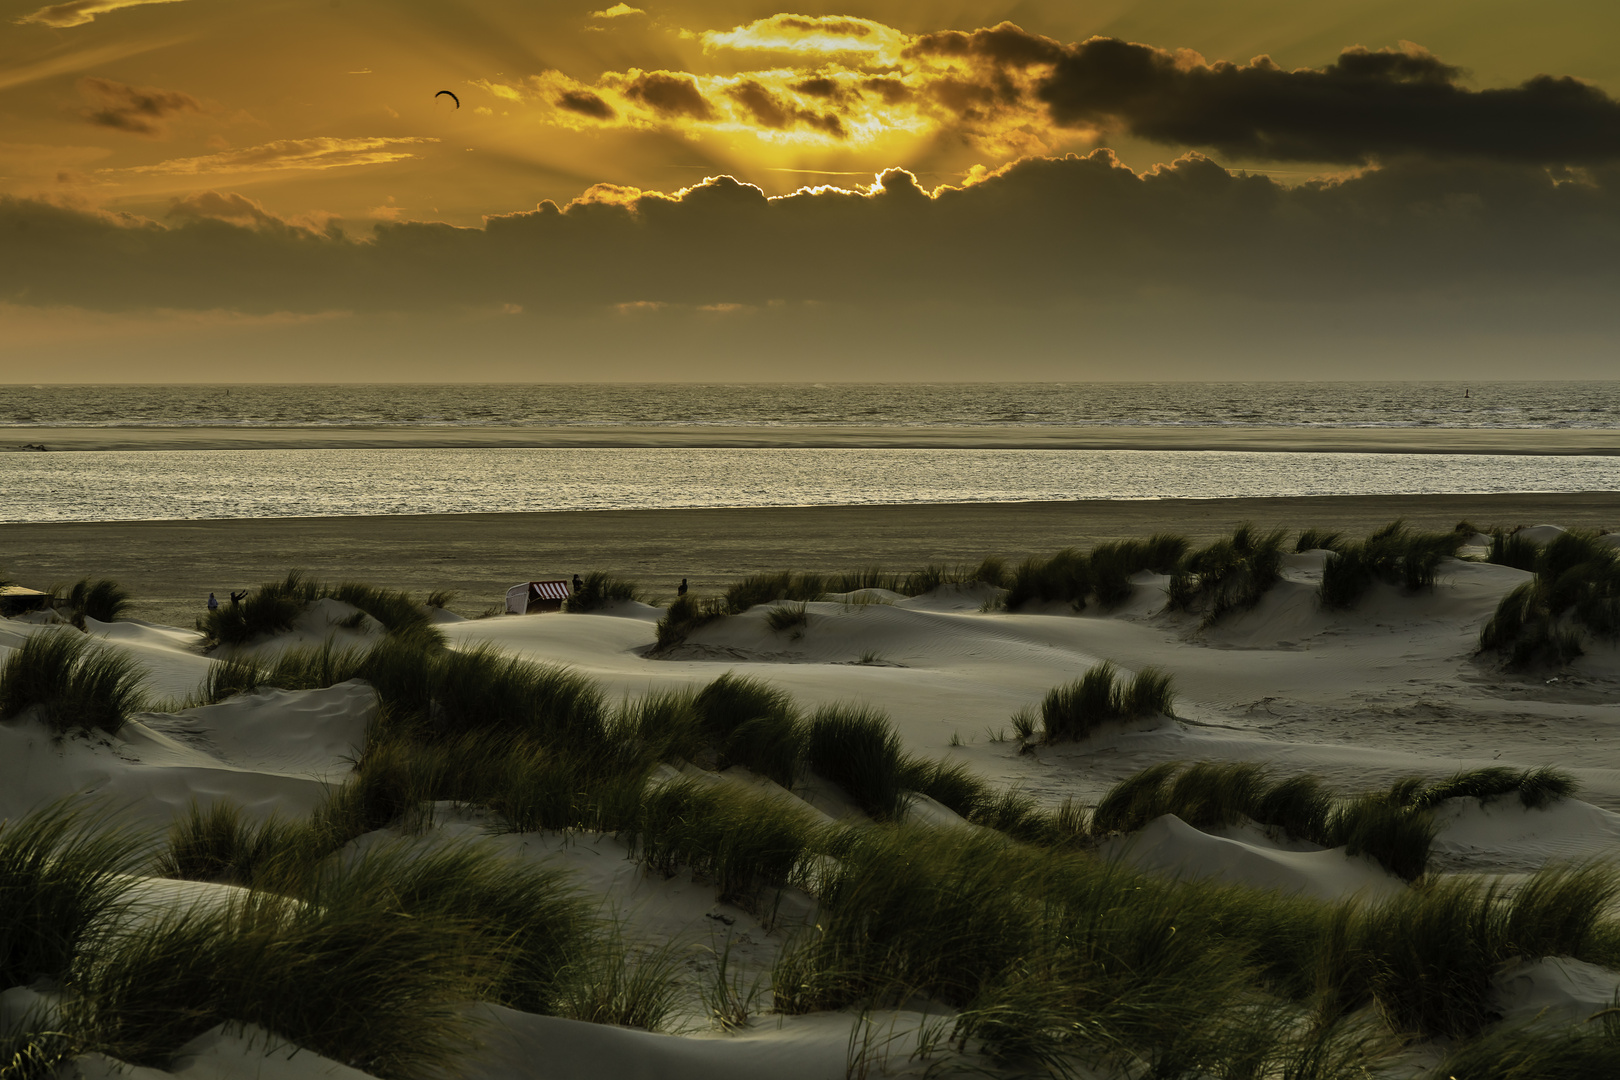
[479,16,1093,177]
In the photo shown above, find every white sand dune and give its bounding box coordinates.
[1102,814,1406,903]
[4,526,1619,1080]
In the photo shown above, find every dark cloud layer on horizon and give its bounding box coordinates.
[4,153,1618,321]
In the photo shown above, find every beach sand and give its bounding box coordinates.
[5,492,1616,628]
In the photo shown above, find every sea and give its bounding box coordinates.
[2,382,1618,523]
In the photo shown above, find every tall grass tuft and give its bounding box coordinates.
[197,571,442,649]
[828,566,901,593]
[1479,529,1620,667]
[1488,529,1542,571]
[652,593,728,649]
[0,803,149,990]
[804,704,905,819]
[724,571,826,612]
[1080,761,1582,882]
[1295,528,1344,553]
[1037,662,1175,743]
[156,801,322,890]
[764,601,810,635]
[1168,524,1289,628]
[1088,534,1190,609]
[1319,520,1469,609]
[1428,1020,1620,1080]
[0,628,148,735]
[55,577,133,627]
[1004,547,1090,611]
[563,571,643,612]
[897,757,992,820]
[309,838,599,1018]
[626,779,822,911]
[68,894,484,1079]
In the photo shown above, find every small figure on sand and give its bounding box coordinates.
[677,578,688,597]
[230,590,247,607]
[207,592,219,612]
[572,573,584,593]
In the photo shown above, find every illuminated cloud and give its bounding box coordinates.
[702,14,907,64]
[495,16,1620,168]
[589,3,643,18]
[78,77,200,136]
[16,0,186,28]
[124,136,436,175]
[167,190,285,229]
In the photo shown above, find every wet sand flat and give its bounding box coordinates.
[6,424,1620,455]
[4,492,1615,627]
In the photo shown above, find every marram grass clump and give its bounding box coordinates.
[1479,529,1620,667]
[1167,524,1288,628]
[1319,519,1469,609]
[0,627,148,735]
[1035,661,1176,743]
[197,570,443,649]
[563,571,644,612]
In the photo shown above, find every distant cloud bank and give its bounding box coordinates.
[5,151,1617,320]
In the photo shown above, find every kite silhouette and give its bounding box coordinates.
[435,90,459,108]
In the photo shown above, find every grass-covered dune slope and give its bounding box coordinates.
[1,522,1618,1080]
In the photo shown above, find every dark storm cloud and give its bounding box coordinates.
[5,152,1619,322]
[621,71,714,119]
[78,76,200,136]
[1033,36,1620,164]
[727,80,846,136]
[556,89,615,120]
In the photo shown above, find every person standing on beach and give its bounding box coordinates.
[207,592,219,612]
[573,574,584,594]
[230,590,247,607]
[677,578,688,597]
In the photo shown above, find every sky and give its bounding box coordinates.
[3,0,1620,382]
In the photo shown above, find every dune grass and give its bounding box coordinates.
[52,577,133,627]
[190,639,369,705]
[157,801,323,891]
[1319,520,1470,609]
[1488,529,1543,571]
[804,704,906,819]
[764,601,810,635]
[652,593,728,649]
[725,571,827,612]
[1427,1019,1620,1080]
[308,837,602,1018]
[1087,761,1578,882]
[196,570,442,649]
[627,779,823,912]
[1003,547,1090,611]
[0,627,148,735]
[1295,527,1345,553]
[68,890,485,1078]
[563,571,644,612]
[1479,529,1620,667]
[1167,524,1289,628]
[0,803,150,991]
[1036,661,1176,743]
[1087,533,1190,608]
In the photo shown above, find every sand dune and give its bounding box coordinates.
[2,517,1618,1078]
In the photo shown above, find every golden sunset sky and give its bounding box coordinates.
[4,0,1620,380]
